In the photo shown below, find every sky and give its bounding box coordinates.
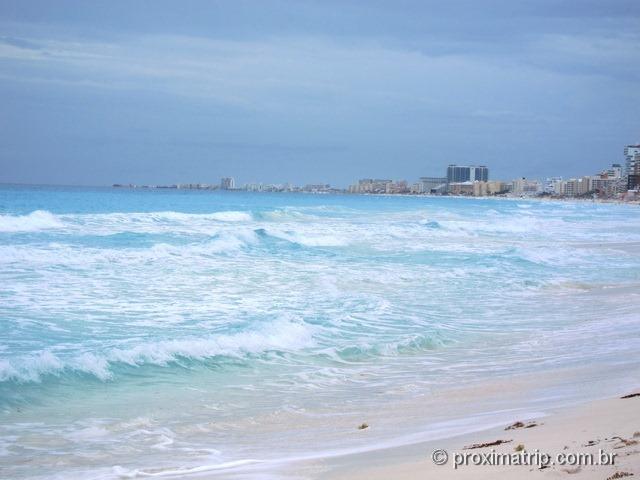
[0,0,639,187]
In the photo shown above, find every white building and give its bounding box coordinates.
[420,177,447,194]
[511,178,541,196]
[486,180,508,195]
[544,162,626,198]
[448,181,475,195]
[244,183,263,192]
[350,179,394,194]
[544,177,563,194]
[220,177,235,190]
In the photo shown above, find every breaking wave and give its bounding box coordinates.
[0,319,316,384]
[207,211,253,222]
[257,228,349,247]
[0,210,64,232]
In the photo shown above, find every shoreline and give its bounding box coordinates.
[185,363,640,480]
[314,393,640,480]
[2,183,639,207]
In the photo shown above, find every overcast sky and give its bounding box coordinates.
[1,0,639,186]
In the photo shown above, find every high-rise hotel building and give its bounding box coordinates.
[447,165,489,183]
[625,144,640,190]
[220,177,235,190]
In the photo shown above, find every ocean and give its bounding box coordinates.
[1,184,639,479]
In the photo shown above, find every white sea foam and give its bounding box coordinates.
[0,210,64,232]
[116,210,252,223]
[259,208,319,222]
[0,319,316,383]
[263,228,349,247]
[0,210,251,236]
[208,211,253,222]
[0,351,64,382]
[0,229,259,266]
[112,459,264,478]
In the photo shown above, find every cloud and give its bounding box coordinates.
[525,33,640,81]
[0,2,638,184]
[0,35,44,50]
[2,30,635,118]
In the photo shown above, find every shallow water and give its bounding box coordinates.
[1,185,639,479]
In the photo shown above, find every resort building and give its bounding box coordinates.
[349,179,409,194]
[624,145,640,180]
[448,181,475,195]
[590,164,625,196]
[445,180,506,197]
[560,177,591,196]
[419,176,448,194]
[220,177,235,190]
[303,184,331,193]
[544,177,563,194]
[510,178,541,196]
[590,177,621,196]
[625,145,640,190]
[447,165,489,183]
[486,180,508,195]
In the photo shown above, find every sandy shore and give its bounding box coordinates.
[318,393,640,480]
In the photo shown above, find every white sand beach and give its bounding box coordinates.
[320,394,640,480]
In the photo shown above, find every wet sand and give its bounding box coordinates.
[318,394,640,480]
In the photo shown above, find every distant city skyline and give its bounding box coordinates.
[111,146,637,200]
[1,1,639,187]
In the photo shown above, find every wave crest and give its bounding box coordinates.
[208,211,252,222]
[0,319,316,384]
[257,228,348,247]
[0,210,64,232]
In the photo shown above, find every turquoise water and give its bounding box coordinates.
[1,185,640,479]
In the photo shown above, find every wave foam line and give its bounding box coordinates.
[112,459,264,478]
[257,228,348,247]
[0,210,64,232]
[0,210,254,235]
[0,319,316,383]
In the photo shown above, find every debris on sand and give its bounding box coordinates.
[611,436,639,449]
[505,420,539,430]
[357,423,369,430]
[620,393,640,399]
[607,472,634,480]
[506,421,525,430]
[464,439,512,450]
[562,466,581,474]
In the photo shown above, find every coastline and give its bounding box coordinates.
[187,362,640,480]
[5,182,639,207]
[363,191,640,205]
[317,394,640,480]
